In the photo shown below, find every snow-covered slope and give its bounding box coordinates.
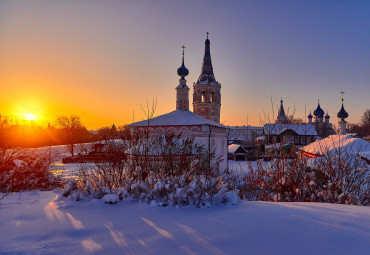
[301,134,370,160]
[1,191,369,255]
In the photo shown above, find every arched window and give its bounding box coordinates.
[156,127,165,133]
[211,140,216,151]
[179,126,189,132]
[201,92,206,102]
[211,91,216,103]
[167,127,177,133]
[190,126,200,132]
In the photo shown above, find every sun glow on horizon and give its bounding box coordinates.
[24,112,37,121]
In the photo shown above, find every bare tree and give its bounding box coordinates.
[361,109,370,127]
[56,115,84,157]
[286,115,303,124]
[0,114,11,149]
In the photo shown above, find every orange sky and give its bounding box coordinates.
[1,1,369,129]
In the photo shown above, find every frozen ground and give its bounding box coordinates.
[1,190,369,255]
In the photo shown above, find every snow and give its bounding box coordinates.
[227,144,245,154]
[13,159,27,168]
[102,194,119,204]
[128,109,226,128]
[1,190,369,254]
[228,160,268,177]
[301,134,370,160]
[264,123,318,136]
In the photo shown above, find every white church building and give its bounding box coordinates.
[128,35,228,170]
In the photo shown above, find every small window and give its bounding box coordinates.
[307,137,311,144]
[301,137,305,144]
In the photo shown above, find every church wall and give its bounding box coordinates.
[130,125,228,171]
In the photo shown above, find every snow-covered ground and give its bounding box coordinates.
[1,191,369,255]
[228,160,267,177]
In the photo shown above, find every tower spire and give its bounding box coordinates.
[276,98,287,123]
[181,45,185,65]
[197,33,216,83]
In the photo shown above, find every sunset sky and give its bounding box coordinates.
[0,0,369,129]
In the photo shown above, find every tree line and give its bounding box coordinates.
[0,114,129,152]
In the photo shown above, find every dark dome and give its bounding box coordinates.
[313,104,325,118]
[325,113,330,119]
[205,38,210,45]
[337,105,349,119]
[177,64,189,77]
[308,112,313,118]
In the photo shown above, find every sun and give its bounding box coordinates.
[24,112,37,121]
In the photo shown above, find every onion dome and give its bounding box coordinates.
[177,45,189,79]
[337,105,348,119]
[308,112,313,119]
[337,92,349,120]
[325,112,330,119]
[313,101,325,118]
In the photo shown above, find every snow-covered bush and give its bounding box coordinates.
[241,150,369,205]
[0,148,62,192]
[65,133,238,207]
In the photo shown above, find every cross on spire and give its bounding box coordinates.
[206,32,209,39]
[181,45,185,56]
[341,91,345,102]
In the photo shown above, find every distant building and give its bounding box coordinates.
[228,144,250,161]
[264,123,318,146]
[228,126,263,144]
[308,100,334,138]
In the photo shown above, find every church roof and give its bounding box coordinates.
[264,124,318,136]
[197,35,217,84]
[128,110,226,128]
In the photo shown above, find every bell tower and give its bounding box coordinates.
[176,45,190,111]
[193,33,221,123]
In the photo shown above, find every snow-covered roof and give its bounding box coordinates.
[128,110,226,128]
[228,144,246,154]
[264,124,317,136]
[229,126,263,130]
[301,134,370,160]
